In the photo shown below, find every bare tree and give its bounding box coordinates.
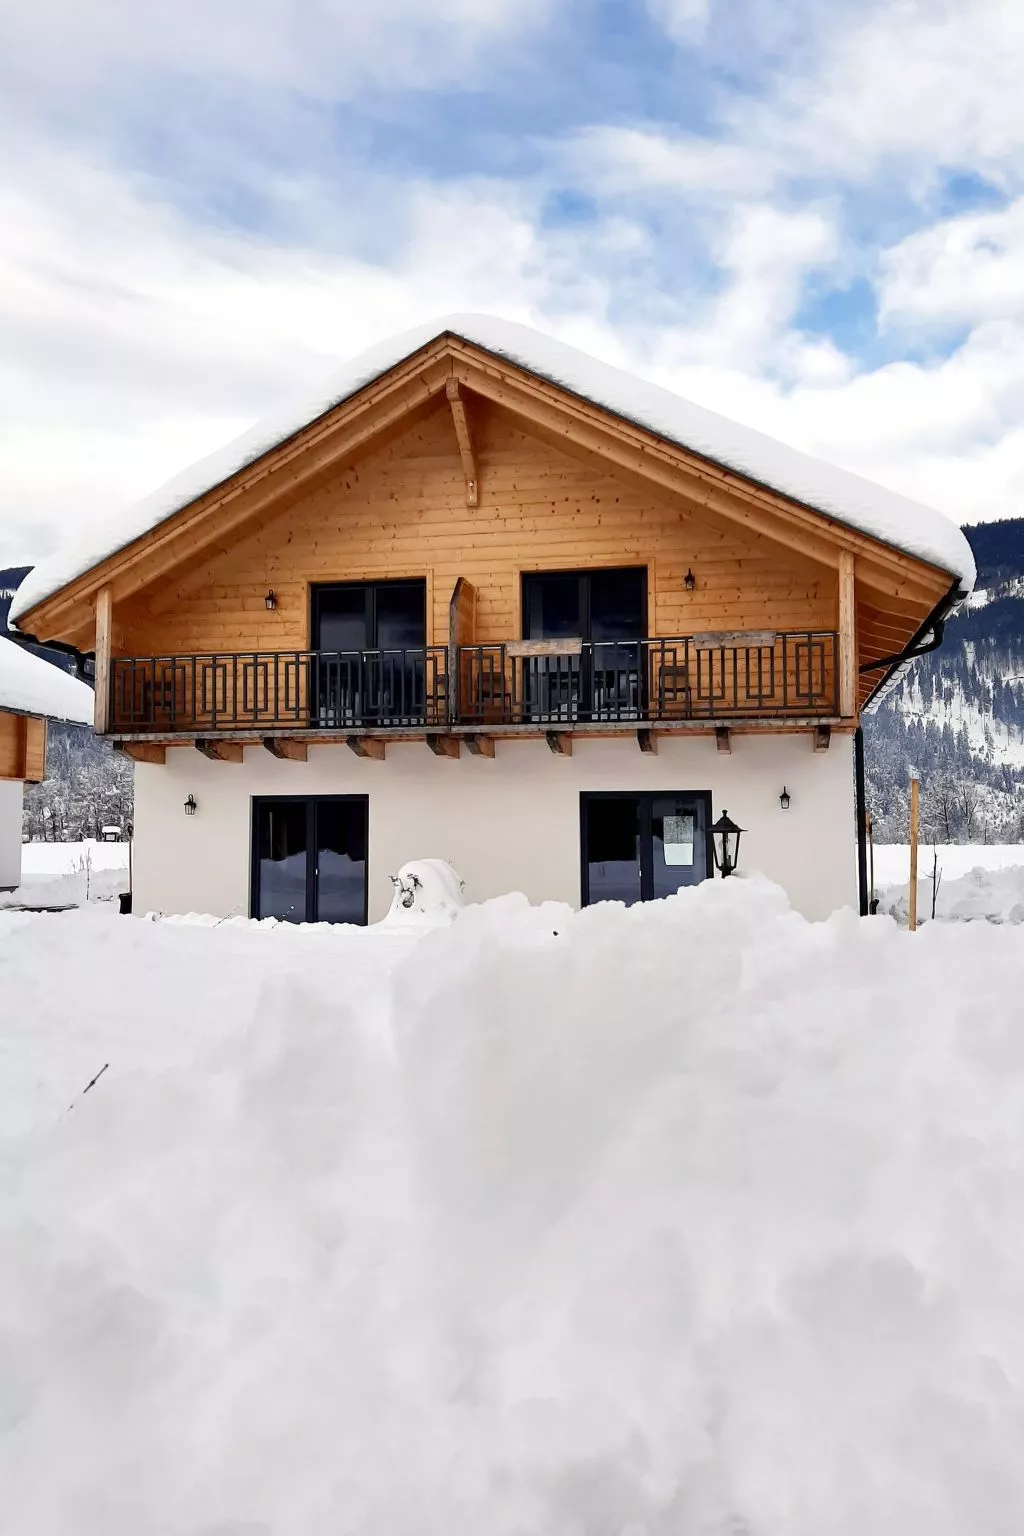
[955,777,980,841]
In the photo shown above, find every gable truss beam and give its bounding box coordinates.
[445,379,478,506]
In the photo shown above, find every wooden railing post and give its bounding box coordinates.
[94,585,113,734]
[839,551,857,718]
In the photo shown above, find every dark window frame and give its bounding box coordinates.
[520,566,648,643]
[310,578,427,653]
[579,789,714,907]
[250,793,369,925]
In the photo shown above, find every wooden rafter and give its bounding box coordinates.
[465,735,495,756]
[195,739,244,762]
[445,379,478,506]
[116,742,166,764]
[346,736,385,759]
[263,737,307,761]
[427,735,461,759]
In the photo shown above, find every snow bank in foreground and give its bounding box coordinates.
[5,880,1024,1534]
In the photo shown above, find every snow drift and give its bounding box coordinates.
[4,878,1024,1533]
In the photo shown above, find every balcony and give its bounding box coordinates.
[108,631,838,737]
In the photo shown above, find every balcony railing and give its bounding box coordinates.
[110,649,450,733]
[109,632,837,734]
[457,632,837,724]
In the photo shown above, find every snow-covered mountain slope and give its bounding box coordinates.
[864,518,1024,840]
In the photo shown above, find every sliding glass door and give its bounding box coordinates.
[252,796,368,924]
[521,567,647,720]
[580,791,711,907]
[311,580,427,726]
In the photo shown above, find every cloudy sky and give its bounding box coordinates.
[2,0,1022,564]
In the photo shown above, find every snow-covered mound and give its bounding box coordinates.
[11,314,974,625]
[880,862,1024,924]
[381,857,465,927]
[5,879,1024,1532]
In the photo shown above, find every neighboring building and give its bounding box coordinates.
[0,636,94,888]
[10,317,975,921]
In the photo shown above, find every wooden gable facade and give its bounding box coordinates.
[16,333,958,759]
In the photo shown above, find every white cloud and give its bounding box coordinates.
[646,0,712,45]
[879,198,1024,330]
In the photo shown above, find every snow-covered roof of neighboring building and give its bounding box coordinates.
[0,637,94,724]
[9,314,976,627]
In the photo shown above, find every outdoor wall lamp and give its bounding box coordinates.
[684,568,696,591]
[265,589,277,611]
[779,786,791,810]
[184,794,198,817]
[711,809,744,877]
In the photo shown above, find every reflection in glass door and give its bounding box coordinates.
[581,792,711,906]
[252,796,368,924]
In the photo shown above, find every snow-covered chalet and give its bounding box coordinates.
[10,317,976,920]
[0,637,94,889]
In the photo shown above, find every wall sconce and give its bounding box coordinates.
[684,568,695,591]
[710,810,744,877]
[265,589,277,611]
[779,786,791,811]
[184,794,197,817]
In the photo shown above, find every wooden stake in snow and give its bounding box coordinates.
[908,771,920,932]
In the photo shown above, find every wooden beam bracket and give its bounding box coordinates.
[813,725,832,753]
[263,737,307,761]
[546,730,572,756]
[116,742,167,765]
[445,378,478,506]
[427,735,461,759]
[465,735,495,757]
[637,729,657,754]
[715,726,731,754]
[346,736,386,760]
[195,739,244,762]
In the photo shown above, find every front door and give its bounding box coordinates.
[311,580,427,725]
[580,791,711,907]
[252,795,368,924]
[522,567,646,721]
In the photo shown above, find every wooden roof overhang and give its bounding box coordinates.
[17,333,959,709]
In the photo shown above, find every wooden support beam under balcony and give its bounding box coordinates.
[814,725,832,752]
[465,735,495,757]
[637,729,657,754]
[196,739,244,762]
[715,727,731,754]
[445,379,478,506]
[263,738,307,761]
[428,735,461,759]
[546,730,572,755]
[347,736,385,760]
[115,742,167,764]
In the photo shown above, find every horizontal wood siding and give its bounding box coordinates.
[119,398,838,665]
[0,712,45,782]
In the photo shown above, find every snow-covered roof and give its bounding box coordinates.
[10,315,976,627]
[0,636,94,725]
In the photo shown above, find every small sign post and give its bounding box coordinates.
[908,770,920,932]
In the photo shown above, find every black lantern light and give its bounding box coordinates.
[184,794,197,817]
[684,568,696,591]
[779,786,791,810]
[265,589,277,611]
[710,809,744,877]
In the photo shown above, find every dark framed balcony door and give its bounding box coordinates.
[252,795,368,924]
[311,579,427,726]
[522,567,647,721]
[580,791,712,907]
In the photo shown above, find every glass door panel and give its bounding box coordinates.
[583,796,642,906]
[590,568,646,720]
[650,794,708,898]
[254,800,308,922]
[373,581,426,724]
[314,799,368,925]
[252,796,368,925]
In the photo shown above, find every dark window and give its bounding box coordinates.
[311,580,427,726]
[580,791,712,907]
[252,796,368,924]
[522,567,646,721]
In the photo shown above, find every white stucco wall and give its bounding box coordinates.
[0,778,24,890]
[132,733,857,922]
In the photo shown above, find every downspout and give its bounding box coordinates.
[854,726,869,917]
